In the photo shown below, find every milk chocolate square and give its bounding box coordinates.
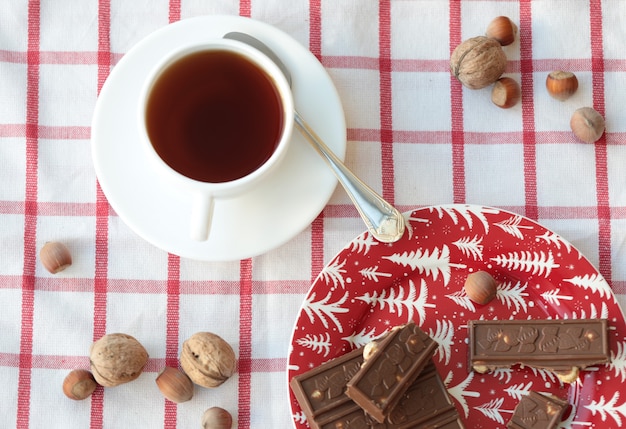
[507,391,569,429]
[345,322,438,423]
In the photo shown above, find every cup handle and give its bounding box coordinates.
[190,193,214,241]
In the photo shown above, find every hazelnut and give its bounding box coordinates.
[201,407,233,429]
[89,333,149,387]
[363,340,379,361]
[486,16,518,46]
[63,369,97,400]
[491,77,521,108]
[156,366,194,403]
[570,107,605,143]
[180,332,236,388]
[39,241,72,273]
[546,71,578,101]
[464,271,498,305]
[450,36,507,89]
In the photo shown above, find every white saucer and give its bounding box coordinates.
[91,16,346,261]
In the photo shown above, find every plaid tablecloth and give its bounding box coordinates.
[1,1,625,428]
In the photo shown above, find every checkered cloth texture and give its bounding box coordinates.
[1,1,626,428]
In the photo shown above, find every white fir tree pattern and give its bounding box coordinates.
[494,214,534,239]
[383,245,466,287]
[430,204,497,233]
[445,289,476,312]
[445,371,480,418]
[535,230,574,255]
[301,289,349,333]
[611,341,626,383]
[453,235,484,261]
[563,273,616,302]
[496,281,529,313]
[295,332,332,357]
[292,411,307,425]
[541,288,574,306]
[584,392,626,426]
[341,326,383,349]
[504,382,533,400]
[348,232,379,255]
[405,213,428,240]
[490,250,559,277]
[475,397,513,424]
[319,257,347,289]
[359,265,392,283]
[559,302,609,320]
[428,319,455,365]
[355,279,434,325]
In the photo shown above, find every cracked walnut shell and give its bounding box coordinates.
[89,333,149,387]
[450,36,507,89]
[180,332,236,388]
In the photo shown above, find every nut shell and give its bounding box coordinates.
[546,71,578,101]
[450,36,507,89]
[89,333,149,387]
[63,369,97,400]
[180,332,236,388]
[464,271,498,305]
[202,407,233,429]
[156,366,194,403]
[40,241,72,274]
[570,107,605,143]
[491,77,521,108]
[486,16,518,46]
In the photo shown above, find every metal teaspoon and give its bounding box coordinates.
[223,32,405,243]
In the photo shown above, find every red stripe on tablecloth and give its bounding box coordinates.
[4,49,626,73]
[590,0,612,285]
[163,5,182,427]
[378,0,395,204]
[240,0,251,18]
[449,1,465,204]
[16,1,40,427]
[6,124,626,146]
[0,124,91,139]
[309,0,326,279]
[91,1,111,428]
[519,1,538,221]
[309,0,322,60]
[238,259,253,429]
[164,253,181,427]
[169,0,181,23]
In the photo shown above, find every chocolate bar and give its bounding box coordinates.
[468,319,610,383]
[321,363,464,429]
[346,322,438,423]
[290,347,364,429]
[507,391,569,429]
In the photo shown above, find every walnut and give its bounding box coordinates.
[450,36,507,89]
[180,332,236,388]
[89,333,149,387]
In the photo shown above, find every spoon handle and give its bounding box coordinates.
[294,110,405,243]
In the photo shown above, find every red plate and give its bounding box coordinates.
[288,205,626,428]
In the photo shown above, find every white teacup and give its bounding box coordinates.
[138,38,294,241]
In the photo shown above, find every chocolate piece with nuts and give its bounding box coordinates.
[346,322,438,423]
[290,347,364,429]
[469,319,610,383]
[507,391,569,429]
[323,363,465,429]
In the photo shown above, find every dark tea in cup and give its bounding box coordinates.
[145,48,286,183]
[139,40,294,241]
